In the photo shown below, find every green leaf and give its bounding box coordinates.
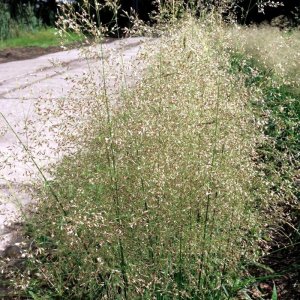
[272,283,278,300]
[28,291,42,300]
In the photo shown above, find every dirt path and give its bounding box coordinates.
[0,39,116,64]
[0,45,70,64]
[0,37,150,251]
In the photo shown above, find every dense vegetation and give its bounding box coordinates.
[0,1,42,40]
[1,0,57,25]
[0,1,299,299]
[0,0,82,49]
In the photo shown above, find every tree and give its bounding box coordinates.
[1,0,57,25]
[37,0,57,25]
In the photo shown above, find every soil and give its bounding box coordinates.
[0,45,67,64]
[0,39,116,64]
[246,206,300,300]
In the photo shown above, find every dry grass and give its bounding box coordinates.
[12,17,273,299]
[229,25,300,86]
[2,2,299,299]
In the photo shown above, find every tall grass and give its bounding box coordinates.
[229,26,300,87]
[229,25,300,210]
[227,30,300,297]
[3,1,299,299]
[10,16,273,299]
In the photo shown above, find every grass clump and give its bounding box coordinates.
[15,18,272,299]
[229,27,300,214]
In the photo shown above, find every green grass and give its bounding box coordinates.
[229,52,299,201]
[227,45,300,299]
[0,27,83,50]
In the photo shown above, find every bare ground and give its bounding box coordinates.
[0,46,66,64]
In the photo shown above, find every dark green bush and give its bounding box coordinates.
[0,1,42,41]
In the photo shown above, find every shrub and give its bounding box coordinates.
[0,1,41,41]
[0,3,10,40]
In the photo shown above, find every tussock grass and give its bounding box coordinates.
[17,18,271,299]
[1,0,299,298]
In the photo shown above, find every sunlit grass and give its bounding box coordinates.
[227,42,300,299]
[229,26,300,87]
[0,27,83,50]
[15,17,271,299]
[2,2,299,298]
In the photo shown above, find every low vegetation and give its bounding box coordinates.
[0,27,83,50]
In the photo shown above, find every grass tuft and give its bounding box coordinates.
[2,4,299,298]
[14,17,272,299]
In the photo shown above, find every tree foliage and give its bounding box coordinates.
[0,0,57,25]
